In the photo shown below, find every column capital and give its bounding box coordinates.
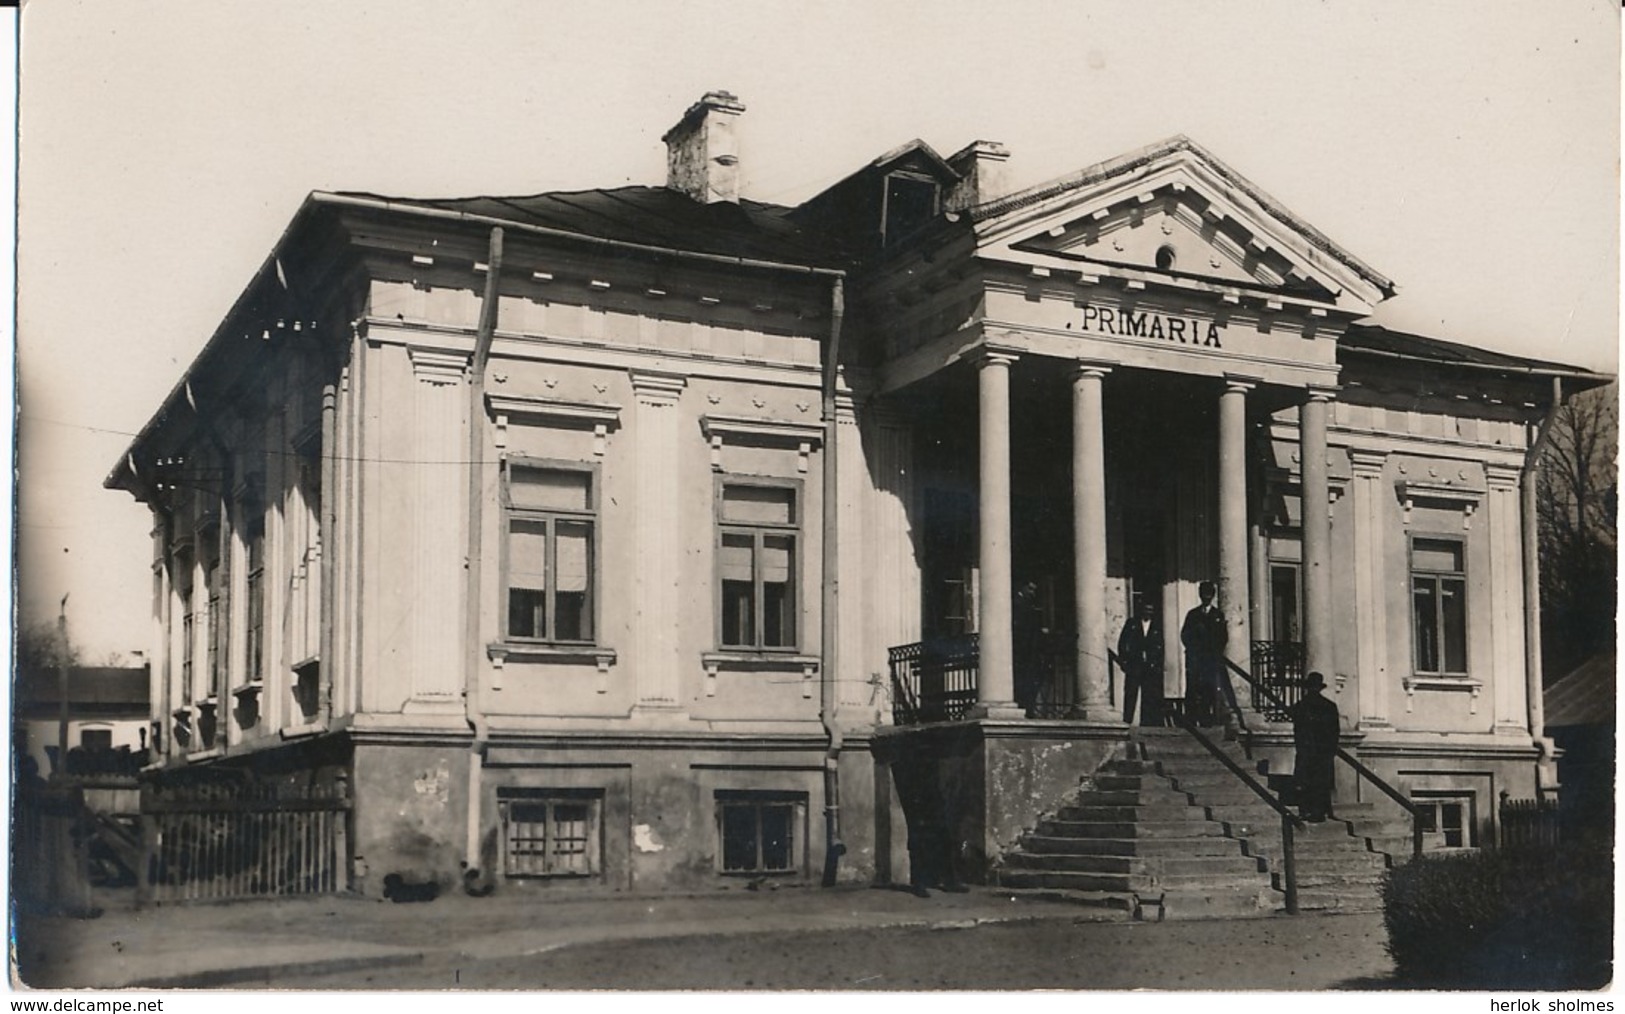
[1304,384,1340,404]
[1222,372,1262,394]
[1485,462,1523,491]
[971,344,1021,370]
[1349,448,1388,478]
[629,369,687,407]
[1072,358,1116,380]
[407,345,469,386]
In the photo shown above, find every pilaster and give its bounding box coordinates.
[1349,449,1393,730]
[1486,462,1527,735]
[405,346,468,710]
[631,370,687,713]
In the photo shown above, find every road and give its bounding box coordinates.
[285,913,1396,991]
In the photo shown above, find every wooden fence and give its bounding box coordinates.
[1499,792,1562,850]
[141,778,350,903]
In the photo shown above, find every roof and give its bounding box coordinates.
[1341,324,1611,385]
[1545,652,1616,728]
[970,134,1397,300]
[325,186,843,269]
[13,666,150,711]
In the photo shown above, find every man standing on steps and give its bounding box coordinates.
[1180,581,1229,727]
[1290,671,1340,822]
[1117,599,1164,726]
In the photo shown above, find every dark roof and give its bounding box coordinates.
[14,666,150,710]
[1341,324,1608,382]
[326,186,843,269]
[1545,652,1616,728]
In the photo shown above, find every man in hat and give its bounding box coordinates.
[1289,671,1340,822]
[1180,580,1229,727]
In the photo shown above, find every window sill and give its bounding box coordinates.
[1401,675,1483,715]
[488,643,617,670]
[281,722,325,740]
[185,747,224,764]
[701,652,819,699]
[230,681,264,700]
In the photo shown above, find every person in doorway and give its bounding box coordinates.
[1117,599,1165,726]
[1289,671,1340,821]
[1180,580,1229,727]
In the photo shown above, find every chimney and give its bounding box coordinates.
[945,140,1012,212]
[663,91,746,204]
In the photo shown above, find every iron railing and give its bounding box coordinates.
[1249,640,1306,722]
[888,635,980,725]
[1177,720,1305,914]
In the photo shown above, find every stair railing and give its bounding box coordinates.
[1175,719,1304,915]
[1224,657,1425,860]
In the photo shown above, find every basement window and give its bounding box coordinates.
[499,788,603,879]
[716,789,806,876]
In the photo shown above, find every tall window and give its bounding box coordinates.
[176,550,195,706]
[716,790,805,875]
[717,481,799,650]
[504,462,596,644]
[1411,537,1467,676]
[499,790,602,878]
[244,511,265,683]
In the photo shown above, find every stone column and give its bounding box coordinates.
[1218,378,1255,684]
[1300,388,1335,680]
[1350,449,1392,729]
[1071,362,1115,720]
[1487,463,1528,735]
[971,348,1022,718]
[631,370,688,713]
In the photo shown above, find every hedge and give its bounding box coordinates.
[1382,845,1613,989]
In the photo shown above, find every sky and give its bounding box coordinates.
[15,0,1621,661]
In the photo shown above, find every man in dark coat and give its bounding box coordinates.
[1117,600,1164,726]
[1290,671,1340,821]
[1180,580,1229,727]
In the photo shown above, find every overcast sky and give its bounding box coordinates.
[16,0,1620,659]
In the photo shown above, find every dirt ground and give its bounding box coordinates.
[285,913,1397,991]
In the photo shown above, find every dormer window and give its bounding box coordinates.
[882,171,939,246]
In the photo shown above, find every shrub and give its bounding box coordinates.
[1383,845,1613,989]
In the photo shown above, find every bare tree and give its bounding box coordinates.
[14,616,80,674]
[1538,382,1618,681]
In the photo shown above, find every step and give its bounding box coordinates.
[1036,819,1227,839]
[992,886,1139,917]
[1065,789,1192,807]
[1005,852,1263,879]
[1279,868,1386,890]
[1294,890,1385,913]
[1057,803,1210,822]
[1142,885,1279,921]
[1165,771,1262,790]
[1019,835,1244,858]
[1093,774,1174,791]
[997,869,1140,892]
[1289,850,1390,874]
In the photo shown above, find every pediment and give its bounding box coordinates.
[970,138,1395,314]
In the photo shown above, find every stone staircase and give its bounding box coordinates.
[998,727,1412,919]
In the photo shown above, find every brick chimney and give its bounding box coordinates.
[663,91,746,204]
[945,140,1012,212]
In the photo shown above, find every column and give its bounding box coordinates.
[1487,463,1527,735]
[631,370,687,712]
[835,391,869,713]
[1218,378,1255,686]
[1300,388,1335,679]
[1349,449,1392,729]
[406,347,468,707]
[1072,362,1114,720]
[972,348,1022,718]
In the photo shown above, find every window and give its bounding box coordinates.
[79,728,113,752]
[1415,793,1476,850]
[882,172,939,246]
[499,789,602,878]
[176,549,195,705]
[716,790,805,875]
[504,462,597,644]
[717,481,799,650]
[1411,537,1467,676]
[244,511,265,683]
[1269,562,1302,643]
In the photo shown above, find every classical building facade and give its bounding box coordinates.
[109,92,1605,897]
